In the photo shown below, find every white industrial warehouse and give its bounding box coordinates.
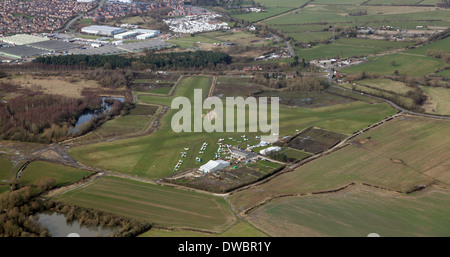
[199,160,230,173]
[81,25,127,36]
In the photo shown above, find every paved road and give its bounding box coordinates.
[285,40,296,57]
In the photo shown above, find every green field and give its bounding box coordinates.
[255,0,309,8]
[229,116,450,212]
[168,35,222,48]
[296,38,415,61]
[55,176,236,233]
[434,69,450,78]
[248,186,450,237]
[0,154,14,181]
[368,0,423,5]
[20,161,91,188]
[405,36,450,56]
[341,53,444,76]
[140,220,267,237]
[340,82,416,109]
[232,7,294,22]
[357,78,412,95]
[279,148,312,162]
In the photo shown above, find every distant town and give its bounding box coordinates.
[0,0,233,61]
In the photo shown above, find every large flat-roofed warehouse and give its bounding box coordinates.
[1,34,49,45]
[0,45,50,59]
[68,45,126,55]
[114,31,139,40]
[27,40,79,52]
[116,40,173,52]
[81,25,127,36]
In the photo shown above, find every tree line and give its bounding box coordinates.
[33,51,232,70]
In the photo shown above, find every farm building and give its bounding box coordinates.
[199,160,230,173]
[260,146,282,156]
[231,149,253,160]
[81,25,126,36]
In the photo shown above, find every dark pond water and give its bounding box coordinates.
[36,212,116,237]
[69,97,125,135]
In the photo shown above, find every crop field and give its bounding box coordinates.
[55,176,237,233]
[229,116,450,212]
[287,127,347,154]
[247,186,450,237]
[20,161,91,188]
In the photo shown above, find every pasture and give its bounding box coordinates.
[55,176,237,233]
[356,78,412,95]
[231,7,293,23]
[296,38,415,61]
[421,86,450,115]
[229,116,450,212]
[247,186,450,237]
[341,53,445,76]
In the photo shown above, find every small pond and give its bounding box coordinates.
[36,212,117,237]
[69,96,124,135]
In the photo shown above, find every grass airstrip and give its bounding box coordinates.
[68,75,397,179]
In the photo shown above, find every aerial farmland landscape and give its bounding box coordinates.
[0,0,449,245]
